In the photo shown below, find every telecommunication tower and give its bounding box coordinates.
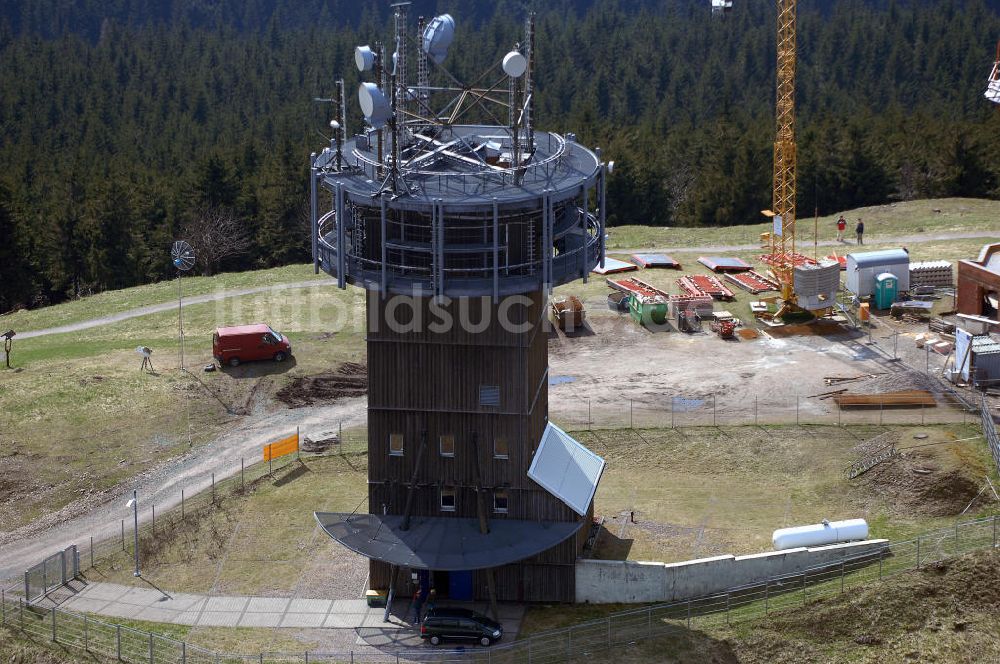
[309,6,608,606]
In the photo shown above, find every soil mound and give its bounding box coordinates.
[276,362,367,408]
[860,448,981,517]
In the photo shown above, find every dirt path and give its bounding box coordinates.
[17,280,334,339]
[0,397,366,581]
[609,230,996,255]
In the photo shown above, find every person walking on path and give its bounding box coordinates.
[421,588,437,622]
[836,215,846,241]
[855,219,865,245]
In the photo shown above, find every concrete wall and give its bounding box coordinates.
[575,539,888,604]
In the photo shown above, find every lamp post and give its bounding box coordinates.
[126,490,140,577]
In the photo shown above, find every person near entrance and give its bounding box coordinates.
[856,219,865,245]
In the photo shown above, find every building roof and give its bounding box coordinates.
[314,513,583,571]
[215,324,271,336]
[528,423,605,516]
[847,249,910,269]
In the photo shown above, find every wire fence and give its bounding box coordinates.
[8,427,370,604]
[981,394,1000,477]
[2,514,997,664]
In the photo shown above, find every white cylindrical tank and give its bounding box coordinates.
[772,518,868,551]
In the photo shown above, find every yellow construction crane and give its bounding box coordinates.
[761,0,799,304]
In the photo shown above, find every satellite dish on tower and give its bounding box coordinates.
[171,241,196,271]
[422,14,455,64]
[355,45,375,72]
[359,82,392,128]
[503,51,527,78]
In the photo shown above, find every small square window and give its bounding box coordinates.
[493,489,509,514]
[479,385,500,407]
[440,487,456,512]
[493,438,509,459]
[389,433,404,456]
[439,435,455,457]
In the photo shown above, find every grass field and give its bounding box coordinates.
[83,423,999,601]
[2,197,996,539]
[604,197,1000,249]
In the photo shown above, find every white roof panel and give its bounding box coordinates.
[527,423,605,516]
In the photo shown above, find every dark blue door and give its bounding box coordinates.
[448,570,473,601]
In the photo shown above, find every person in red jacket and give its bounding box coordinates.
[836,215,846,241]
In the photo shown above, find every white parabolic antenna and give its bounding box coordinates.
[503,51,527,78]
[359,82,392,128]
[422,14,455,64]
[355,45,375,72]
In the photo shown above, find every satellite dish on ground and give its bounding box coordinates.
[359,82,392,128]
[355,45,375,72]
[422,14,455,64]
[503,51,527,78]
[171,241,196,271]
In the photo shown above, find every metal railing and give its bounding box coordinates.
[2,515,997,664]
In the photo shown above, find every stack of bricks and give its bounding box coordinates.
[909,260,953,288]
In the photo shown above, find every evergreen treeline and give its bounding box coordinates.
[2,0,1000,313]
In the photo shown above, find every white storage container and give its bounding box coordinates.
[772,518,869,551]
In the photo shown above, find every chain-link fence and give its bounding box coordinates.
[982,394,1000,476]
[22,546,78,603]
[3,515,997,664]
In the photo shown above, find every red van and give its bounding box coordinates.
[213,324,292,367]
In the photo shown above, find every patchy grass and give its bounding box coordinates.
[577,424,998,563]
[0,283,368,536]
[0,263,327,334]
[93,453,368,597]
[605,197,1000,249]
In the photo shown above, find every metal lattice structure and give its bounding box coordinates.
[769,0,798,299]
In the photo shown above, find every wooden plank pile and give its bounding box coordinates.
[833,390,937,408]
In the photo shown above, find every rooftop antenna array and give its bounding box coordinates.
[330,7,538,195]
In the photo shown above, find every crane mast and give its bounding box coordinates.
[770,0,798,300]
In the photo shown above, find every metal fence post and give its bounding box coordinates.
[149,632,154,664]
[51,607,56,642]
[116,624,121,661]
[182,641,186,664]
[84,614,89,651]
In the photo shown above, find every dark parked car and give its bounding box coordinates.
[420,608,503,646]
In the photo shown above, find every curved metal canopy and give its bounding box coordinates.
[315,512,583,571]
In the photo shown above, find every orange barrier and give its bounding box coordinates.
[264,430,299,462]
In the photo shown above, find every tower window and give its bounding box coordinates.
[440,487,457,512]
[389,433,404,456]
[494,438,509,459]
[479,385,500,407]
[493,489,509,514]
[439,434,455,457]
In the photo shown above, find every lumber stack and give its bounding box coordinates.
[833,390,937,408]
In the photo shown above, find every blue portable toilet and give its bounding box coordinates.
[874,272,898,309]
